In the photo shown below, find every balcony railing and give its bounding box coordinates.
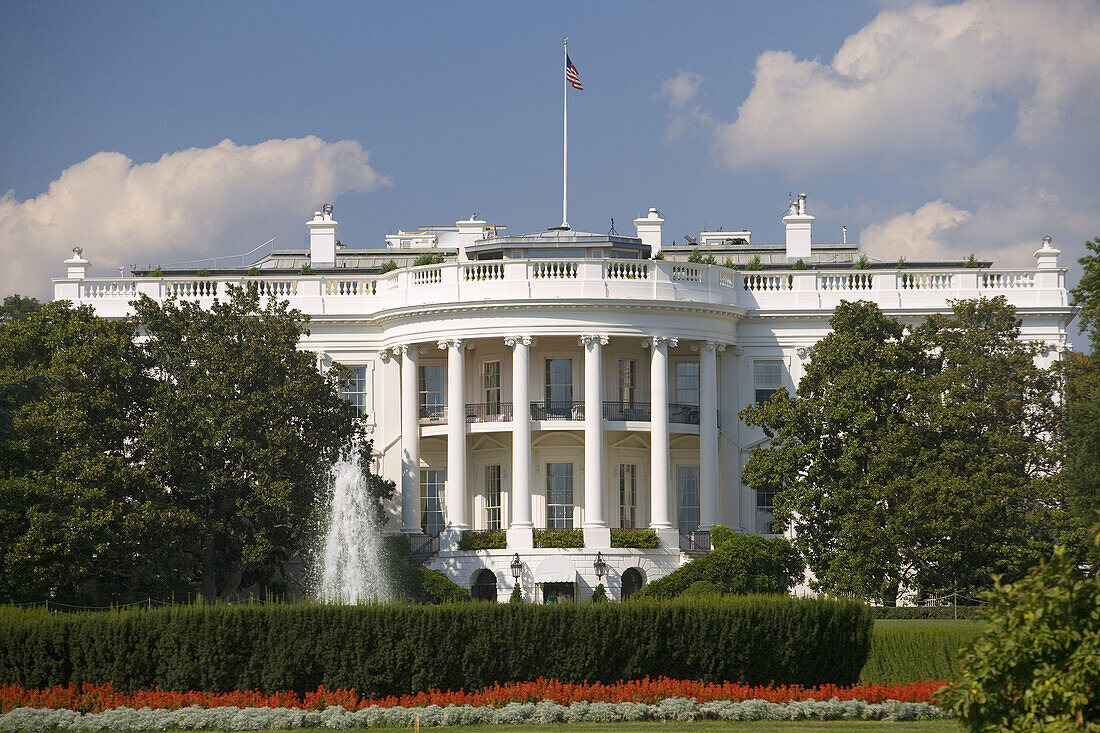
[603,401,652,421]
[466,402,513,423]
[669,403,701,425]
[530,400,585,420]
[419,405,447,425]
[679,529,711,551]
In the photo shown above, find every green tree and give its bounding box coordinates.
[741,298,1063,604]
[0,302,187,604]
[132,286,363,600]
[0,294,42,323]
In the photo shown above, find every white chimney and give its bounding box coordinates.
[64,246,90,279]
[307,203,339,269]
[783,193,814,260]
[1033,235,1060,269]
[634,208,664,257]
[455,216,487,261]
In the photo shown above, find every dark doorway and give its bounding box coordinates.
[621,568,644,599]
[471,569,498,601]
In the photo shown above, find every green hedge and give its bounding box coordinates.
[870,606,980,620]
[859,620,984,684]
[533,529,583,548]
[610,528,660,548]
[458,530,507,551]
[0,596,872,694]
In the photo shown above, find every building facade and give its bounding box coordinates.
[53,196,1074,601]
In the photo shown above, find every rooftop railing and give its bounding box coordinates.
[55,260,1068,317]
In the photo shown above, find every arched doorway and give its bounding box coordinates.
[471,569,498,601]
[621,567,644,599]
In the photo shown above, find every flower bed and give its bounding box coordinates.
[0,679,947,713]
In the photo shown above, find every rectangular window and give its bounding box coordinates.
[546,462,574,529]
[754,361,783,403]
[482,361,501,413]
[676,465,700,533]
[675,362,700,406]
[338,366,369,416]
[619,464,637,528]
[545,358,573,416]
[485,465,502,530]
[420,469,446,536]
[756,489,779,534]
[419,364,446,420]
[618,360,636,406]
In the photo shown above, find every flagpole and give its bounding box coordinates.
[562,37,569,229]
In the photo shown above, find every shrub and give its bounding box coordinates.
[533,529,583,548]
[634,529,803,599]
[744,255,763,271]
[0,596,872,694]
[896,257,907,270]
[963,253,980,268]
[944,545,1100,728]
[150,266,164,277]
[723,257,736,270]
[459,530,507,551]
[412,253,445,267]
[870,606,979,620]
[652,251,665,260]
[378,259,399,274]
[299,264,315,275]
[196,268,211,277]
[790,258,807,270]
[859,620,984,684]
[509,584,523,604]
[610,528,659,549]
[680,581,721,597]
[851,255,871,270]
[590,584,608,603]
[247,266,260,276]
[418,569,471,605]
[687,249,702,264]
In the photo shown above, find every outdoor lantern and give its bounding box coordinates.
[510,553,523,580]
[593,552,606,581]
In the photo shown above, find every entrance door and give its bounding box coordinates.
[471,569,498,601]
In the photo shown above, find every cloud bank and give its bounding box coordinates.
[0,136,389,299]
[660,0,1100,268]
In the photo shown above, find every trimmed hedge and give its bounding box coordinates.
[610,529,660,548]
[859,620,984,684]
[533,529,583,548]
[870,606,979,620]
[458,531,507,551]
[0,597,872,695]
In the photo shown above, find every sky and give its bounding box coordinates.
[1,0,1098,343]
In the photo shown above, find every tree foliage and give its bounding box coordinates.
[740,298,1065,604]
[945,541,1100,729]
[0,287,380,603]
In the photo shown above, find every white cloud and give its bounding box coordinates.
[658,71,702,108]
[861,200,972,262]
[0,136,389,299]
[687,0,1100,174]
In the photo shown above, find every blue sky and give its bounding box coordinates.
[2,0,1098,343]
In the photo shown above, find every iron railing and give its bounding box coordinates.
[418,404,447,425]
[466,402,513,423]
[679,529,712,551]
[603,401,652,421]
[530,400,585,420]
[669,403,701,425]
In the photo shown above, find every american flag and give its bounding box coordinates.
[566,55,583,90]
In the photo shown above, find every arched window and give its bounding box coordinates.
[621,567,644,599]
[471,569,498,601]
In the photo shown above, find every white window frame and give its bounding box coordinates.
[485,464,502,531]
[675,361,700,406]
[619,463,637,528]
[754,360,784,404]
[420,468,447,536]
[546,462,574,529]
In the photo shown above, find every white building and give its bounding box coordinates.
[53,195,1074,602]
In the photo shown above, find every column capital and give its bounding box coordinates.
[504,335,537,348]
[438,338,469,351]
[692,340,727,353]
[394,343,424,357]
[643,336,678,350]
[578,334,610,347]
[796,345,813,361]
[379,347,394,362]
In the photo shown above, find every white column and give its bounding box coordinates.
[581,335,610,547]
[399,344,421,534]
[506,336,535,549]
[441,339,469,533]
[648,336,677,545]
[699,341,722,531]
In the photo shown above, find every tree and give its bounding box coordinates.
[1071,237,1100,354]
[741,298,1064,604]
[0,294,41,323]
[132,286,363,600]
[0,301,187,604]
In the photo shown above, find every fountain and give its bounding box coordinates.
[316,450,393,603]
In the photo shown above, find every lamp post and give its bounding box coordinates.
[511,553,523,581]
[593,552,606,582]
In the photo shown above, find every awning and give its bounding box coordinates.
[534,555,577,584]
